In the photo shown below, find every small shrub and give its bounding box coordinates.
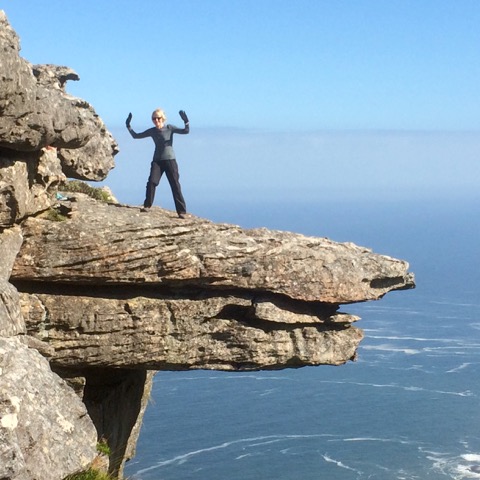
[43,208,68,222]
[58,180,115,203]
[96,439,111,456]
[64,468,113,480]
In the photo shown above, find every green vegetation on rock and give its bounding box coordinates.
[64,468,113,480]
[43,207,69,222]
[58,180,116,203]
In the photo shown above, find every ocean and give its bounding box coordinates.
[123,194,480,480]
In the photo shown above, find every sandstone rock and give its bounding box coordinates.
[0,337,97,480]
[32,64,80,90]
[20,291,363,370]
[12,194,414,304]
[0,226,24,336]
[253,298,360,324]
[0,11,118,180]
[79,369,155,478]
[36,147,67,189]
[0,11,37,148]
[57,115,119,181]
[18,334,55,358]
[0,226,22,281]
[11,193,414,373]
[0,150,61,227]
[0,281,23,337]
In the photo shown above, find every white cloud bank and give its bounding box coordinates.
[103,128,480,207]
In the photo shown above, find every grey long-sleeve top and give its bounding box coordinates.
[128,123,189,161]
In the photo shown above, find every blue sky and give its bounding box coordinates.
[3,1,480,209]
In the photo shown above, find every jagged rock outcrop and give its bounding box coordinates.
[0,11,118,179]
[11,193,413,372]
[0,221,99,480]
[13,195,412,304]
[0,148,65,227]
[0,8,416,480]
[0,9,119,479]
[0,337,97,480]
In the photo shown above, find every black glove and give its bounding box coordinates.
[126,112,132,128]
[179,110,189,123]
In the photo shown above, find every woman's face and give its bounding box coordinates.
[152,116,165,128]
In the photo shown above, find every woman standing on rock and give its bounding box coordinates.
[126,109,190,218]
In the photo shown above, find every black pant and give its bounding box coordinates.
[144,159,186,213]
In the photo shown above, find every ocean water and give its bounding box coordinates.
[124,195,480,480]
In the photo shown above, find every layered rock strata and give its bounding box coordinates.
[12,193,414,374]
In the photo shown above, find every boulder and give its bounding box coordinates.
[0,11,118,180]
[0,337,97,480]
[0,150,61,227]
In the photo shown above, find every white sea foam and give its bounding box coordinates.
[135,434,337,475]
[463,454,480,462]
[322,453,363,475]
[425,448,480,479]
[389,364,431,373]
[447,363,472,373]
[339,436,414,445]
[431,300,480,308]
[456,464,480,478]
[318,380,474,397]
[404,386,473,397]
[235,453,253,460]
[368,334,459,343]
[362,328,385,333]
[381,342,478,360]
[362,344,421,355]
[157,373,293,383]
[424,345,480,358]
[247,438,286,448]
[259,388,277,396]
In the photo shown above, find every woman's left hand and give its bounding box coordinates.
[179,110,189,123]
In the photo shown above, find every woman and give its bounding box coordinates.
[126,108,190,218]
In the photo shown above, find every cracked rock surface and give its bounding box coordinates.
[13,194,414,303]
[0,337,97,480]
[0,11,118,179]
[12,193,414,371]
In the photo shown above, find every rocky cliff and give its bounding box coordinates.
[0,10,415,480]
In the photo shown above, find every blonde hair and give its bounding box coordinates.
[151,108,166,121]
